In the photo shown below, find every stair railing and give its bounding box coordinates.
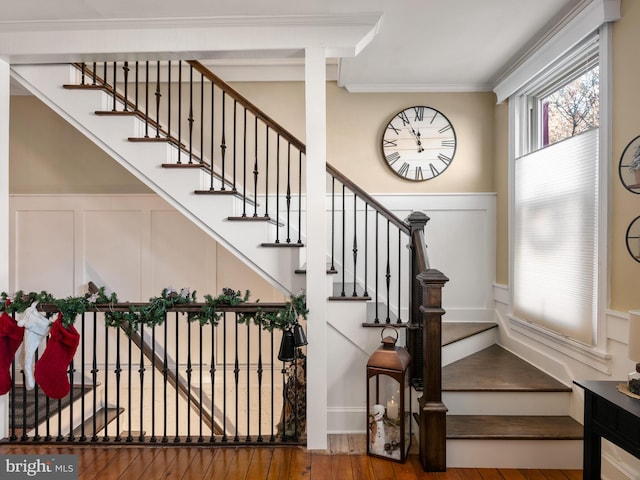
[4,302,304,446]
[407,211,448,472]
[66,60,446,464]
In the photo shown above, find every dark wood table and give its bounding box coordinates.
[574,380,640,479]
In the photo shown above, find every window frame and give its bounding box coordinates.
[506,23,612,370]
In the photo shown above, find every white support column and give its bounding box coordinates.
[0,57,10,439]
[304,47,328,450]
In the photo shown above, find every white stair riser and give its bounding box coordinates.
[442,327,497,366]
[447,439,582,469]
[443,391,572,415]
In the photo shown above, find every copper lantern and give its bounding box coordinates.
[366,328,411,462]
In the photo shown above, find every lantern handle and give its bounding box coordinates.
[380,326,398,343]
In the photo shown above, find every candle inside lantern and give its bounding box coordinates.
[386,396,398,420]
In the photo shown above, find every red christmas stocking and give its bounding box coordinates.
[0,311,24,395]
[34,314,80,399]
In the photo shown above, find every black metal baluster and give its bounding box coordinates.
[155,61,161,138]
[386,219,391,324]
[364,203,369,297]
[174,312,180,443]
[92,62,97,86]
[280,360,287,440]
[167,61,172,141]
[9,349,16,440]
[134,62,139,112]
[123,62,129,112]
[246,321,251,441]
[275,135,281,243]
[200,73,204,165]
[297,151,303,244]
[397,230,402,324]
[233,319,240,442]
[286,144,291,243]
[231,99,236,191]
[375,213,380,323]
[103,320,109,441]
[127,326,133,442]
[162,318,168,443]
[186,317,192,442]
[102,62,107,88]
[210,82,216,191]
[115,327,122,442]
[91,312,98,442]
[151,323,157,443]
[112,61,117,111]
[257,328,263,443]
[331,177,336,272]
[264,127,269,218]
[220,93,228,190]
[341,184,346,297]
[80,313,86,441]
[198,323,204,443]
[138,324,145,441]
[177,60,182,164]
[80,62,87,85]
[242,108,248,217]
[352,193,358,297]
[222,314,228,442]
[270,331,275,442]
[144,62,149,138]
[56,397,63,442]
[67,338,76,441]
[210,322,216,443]
[188,66,194,164]
[253,117,259,217]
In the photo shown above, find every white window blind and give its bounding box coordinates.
[513,128,598,346]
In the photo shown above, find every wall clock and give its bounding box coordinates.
[619,134,640,194]
[381,106,456,181]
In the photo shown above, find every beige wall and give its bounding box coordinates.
[10,95,152,194]
[611,0,640,312]
[234,82,497,194]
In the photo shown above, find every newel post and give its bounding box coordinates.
[406,212,449,471]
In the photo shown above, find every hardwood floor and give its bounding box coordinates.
[0,444,582,480]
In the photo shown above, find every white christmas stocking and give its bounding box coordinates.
[18,303,52,390]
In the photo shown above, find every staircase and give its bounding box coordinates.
[438,322,583,469]
[8,61,582,469]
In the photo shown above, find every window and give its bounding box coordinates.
[511,33,602,347]
[541,65,599,147]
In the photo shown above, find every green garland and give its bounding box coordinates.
[0,285,307,334]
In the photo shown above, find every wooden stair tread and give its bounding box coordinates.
[442,345,570,392]
[442,322,497,346]
[447,415,583,440]
[9,385,94,429]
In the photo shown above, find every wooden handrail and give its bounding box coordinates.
[327,163,410,234]
[187,60,306,154]
[188,60,409,234]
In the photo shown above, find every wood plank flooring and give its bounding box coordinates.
[0,444,582,480]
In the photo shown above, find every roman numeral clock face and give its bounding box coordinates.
[381,106,457,181]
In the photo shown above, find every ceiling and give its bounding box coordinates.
[2,0,586,93]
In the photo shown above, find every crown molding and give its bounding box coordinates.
[342,82,493,93]
[493,0,620,103]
